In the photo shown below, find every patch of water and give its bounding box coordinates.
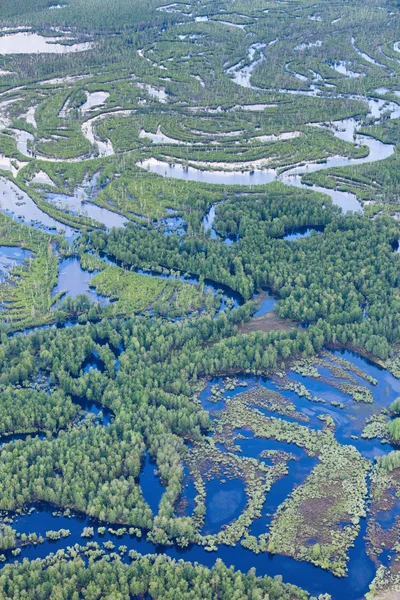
[203,478,246,535]
[281,226,324,241]
[351,37,386,68]
[135,83,168,103]
[332,61,363,78]
[139,126,186,145]
[140,452,165,515]
[80,91,110,115]
[52,257,110,306]
[81,115,115,158]
[0,245,32,282]
[227,43,266,88]
[0,177,76,237]
[253,293,277,316]
[45,175,128,229]
[0,32,93,55]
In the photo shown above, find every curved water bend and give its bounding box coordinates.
[140,95,397,213]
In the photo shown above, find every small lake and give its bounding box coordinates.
[52,257,110,306]
[80,92,110,114]
[0,32,93,55]
[253,293,277,316]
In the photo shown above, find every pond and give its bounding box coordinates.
[80,92,110,114]
[253,292,277,316]
[0,245,32,282]
[203,478,247,535]
[52,257,110,306]
[0,32,93,55]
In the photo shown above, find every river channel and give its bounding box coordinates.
[0,36,400,600]
[2,348,399,600]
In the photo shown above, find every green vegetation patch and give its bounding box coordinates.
[90,265,210,317]
[266,444,369,577]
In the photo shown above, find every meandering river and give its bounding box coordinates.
[0,41,400,600]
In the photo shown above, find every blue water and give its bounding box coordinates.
[160,215,186,236]
[82,350,104,374]
[2,348,400,600]
[253,293,277,316]
[0,246,33,282]
[203,478,247,535]
[139,452,165,515]
[282,226,324,241]
[178,466,197,517]
[3,499,376,600]
[52,257,110,306]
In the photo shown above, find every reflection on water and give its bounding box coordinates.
[45,175,128,229]
[0,177,76,237]
[0,32,93,55]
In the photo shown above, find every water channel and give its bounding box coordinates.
[1,33,400,600]
[140,93,394,215]
[2,348,398,600]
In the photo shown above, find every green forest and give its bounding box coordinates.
[1,0,400,598]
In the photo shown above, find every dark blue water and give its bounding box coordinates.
[2,349,399,600]
[197,378,253,414]
[203,478,247,535]
[82,350,104,374]
[139,452,165,515]
[4,500,376,600]
[74,396,113,427]
[0,432,45,449]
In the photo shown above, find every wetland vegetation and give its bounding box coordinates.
[2,0,400,598]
